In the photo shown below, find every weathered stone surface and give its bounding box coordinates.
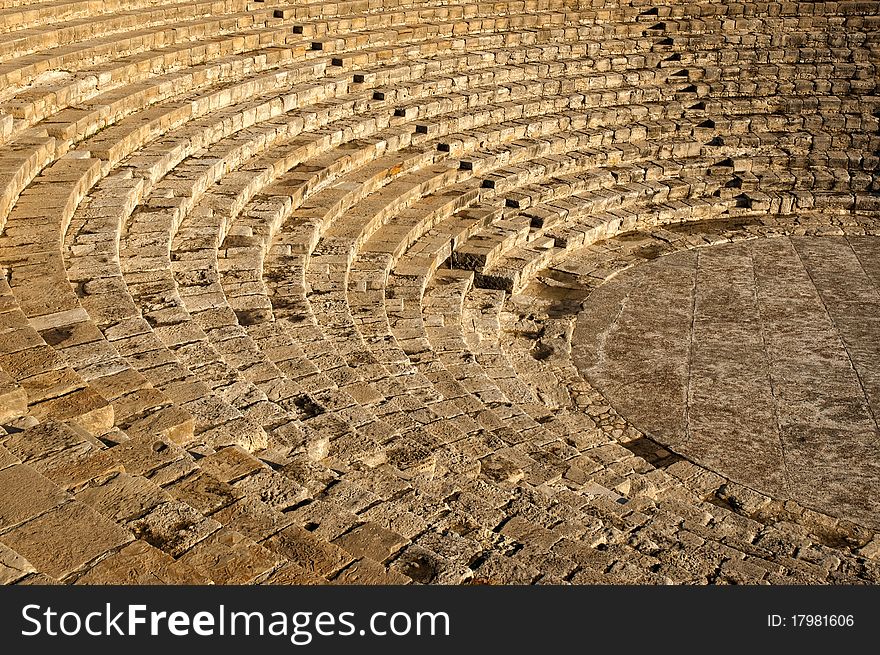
[177,528,280,584]
[167,471,242,515]
[0,464,67,529]
[0,370,27,423]
[211,498,296,542]
[198,446,264,483]
[332,522,409,563]
[77,473,170,522]
[260,562,325,585]
[574,237,880,529]
[262,525,353,577]
[0,541,35,584]
[332,557,409,585]
[128,502,220,558]
[0,445,18,470]
[75,540,210,585]
[1,502,132,580]
[0,0,877,588]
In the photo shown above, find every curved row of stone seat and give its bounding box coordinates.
[31,19,502,466]
[53,110,872,504]
[201,56,872,456]
[168,51,724,426]
[0,11,868,227]
[0,2,601,138]
[0,0,868,158]
[49,21,612,452]
[53,52,488,466]
[0,1,611,233]
[403,212,880,581]
[75,79,440,454]
[6,74,310,448]
[1,16,294,128]
[2,0,878,584]
[373,233,865,582]
[196,92,732,564]
[0,1,284,62]
[46,26,620,544]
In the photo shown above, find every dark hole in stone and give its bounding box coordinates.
[620,436,684,469]
[291,394,325,419]
[398,554,439,584]
[234,309,267,327]
[40,326,74,347]
[468,552,489,570]
[531,342,554,360]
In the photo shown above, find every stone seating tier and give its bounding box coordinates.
[0,0,878,585]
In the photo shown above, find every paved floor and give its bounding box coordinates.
[573,236,880,529]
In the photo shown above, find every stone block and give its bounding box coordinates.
[1,502,132,580]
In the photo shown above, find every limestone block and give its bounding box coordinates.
[0,464,67,529]
[0,369,27,422]
[75,540,210,585]
[262,524,353,577]
[1,501,132,580]
[30,387,114,436]
[177,528,280,584]
[332,557,409,585]
[77,472,172,523]
[332,522,409,562]
[128,501,221,558]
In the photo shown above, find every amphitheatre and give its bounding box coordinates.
[0,0,878,586]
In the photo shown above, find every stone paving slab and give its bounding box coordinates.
[0,501,132,580]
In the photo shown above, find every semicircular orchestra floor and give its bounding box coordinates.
[572,234,880,530]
